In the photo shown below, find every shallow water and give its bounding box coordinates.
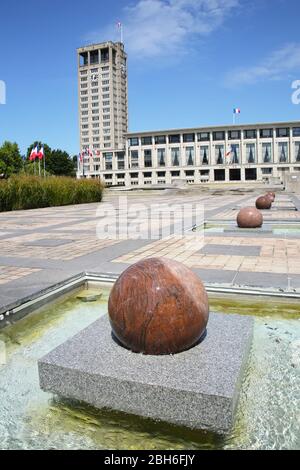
[0,287,299,450]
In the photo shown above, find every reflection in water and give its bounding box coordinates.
[0,287,299,450]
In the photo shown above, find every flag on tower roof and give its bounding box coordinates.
[233,108,241,114]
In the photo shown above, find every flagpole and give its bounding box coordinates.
[38,158,41,177]
[44,154,46,178]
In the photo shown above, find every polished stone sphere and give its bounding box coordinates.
[108,257,209,355]
[256,195,272,210]
[266,193,275,203]
[237,207,263,228]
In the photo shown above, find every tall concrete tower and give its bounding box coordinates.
[77,41,128,178]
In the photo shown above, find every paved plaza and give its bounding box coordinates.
[0,185,300,312]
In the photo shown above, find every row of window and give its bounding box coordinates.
[129,128,300,146]
[97,142,300,170]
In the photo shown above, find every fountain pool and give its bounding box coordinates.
[0,285,299,450]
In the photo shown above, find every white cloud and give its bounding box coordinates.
[87,0,239,59]
[225,43,300,87]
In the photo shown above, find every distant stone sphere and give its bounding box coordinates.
[108,257,209,355]
[256,195,272,210]
[237,207,263,228]
[265,193,275,203]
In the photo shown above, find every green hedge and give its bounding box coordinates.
[0,175,105,212]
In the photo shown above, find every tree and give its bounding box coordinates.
[47,149,75,176]
[0,141,23,178]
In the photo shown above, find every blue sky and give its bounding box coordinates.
[0,0,300,156]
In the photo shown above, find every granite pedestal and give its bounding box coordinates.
[38,312,253,434]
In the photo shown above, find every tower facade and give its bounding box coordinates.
[77,41,128,177]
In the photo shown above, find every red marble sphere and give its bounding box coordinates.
[237,207,263,228]
[108,257,209,355]
[256,195,272,210]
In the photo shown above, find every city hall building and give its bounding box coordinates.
[77,42,300,187]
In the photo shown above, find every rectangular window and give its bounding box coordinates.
[228,130,241,140]
[80,91,88,96]
[130,150,139,168]
[261,168,272,175]
[92,116,99,121]
[92,102,99,107]
[155,135,166,144]
[295,142,300,162]
[82,124,89,129]
[141,136,153,146]
[171,148,180,166]
[117,153,125,170]
[103,153,113,170]
[276,128,289,138]
[104,143,111,148]
[143,172,152,178]
[244,129,257,139]
[103,122,110,127]
[260,129,273,138]
[144,150,152,167]
[129,137,139,147]
[171,171,180,177]
[246,143,256,163]
[185,147,194,166]
[157,148,166,166]
[103,114,110,120]
[157,171,166,177]
[183,133,195,143]
[229,144,240,164]
[92,123,99,128]
[130,173,139,179]
[92,88,99,94]
[200,146,209,165]
[262,143,272,162]
[213,131,225,141]
[103,101,110,106]
[197,132,210,141]
[90,50,99,65]
[293,127,300,137]
[92,109,98,114]
[278,142,289,163]
[215,145,224,164]
[81,83,88,89]
[102,80,110,85]
[91,82,98,87]
[104,136,111,141]
[169,134,180,143]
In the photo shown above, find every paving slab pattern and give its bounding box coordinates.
[0,188,299,312]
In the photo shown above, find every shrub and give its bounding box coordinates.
[0,175,104,212]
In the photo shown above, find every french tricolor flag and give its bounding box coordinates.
[29,146,38,161]
[233,108,241,114]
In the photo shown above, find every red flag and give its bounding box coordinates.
[37,146,44,160]
[29,146,38,161]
